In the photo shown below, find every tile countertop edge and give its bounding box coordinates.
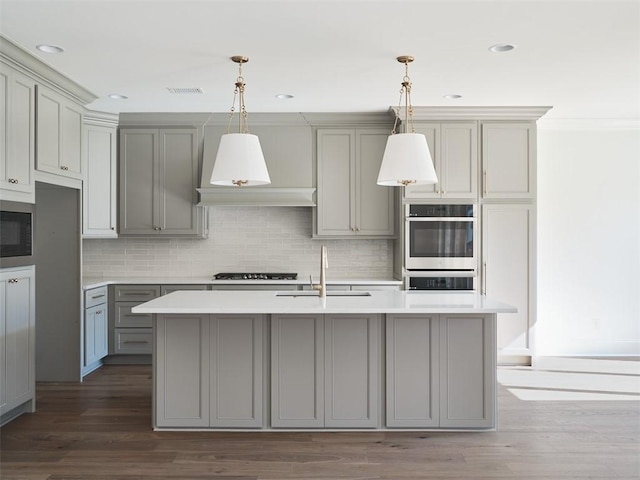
[82,277,404,290]
[131,290,518,315]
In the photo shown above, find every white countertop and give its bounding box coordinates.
[131,290,517,315]
[83,276,403,290]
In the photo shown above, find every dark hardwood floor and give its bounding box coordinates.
[1,362,638,479]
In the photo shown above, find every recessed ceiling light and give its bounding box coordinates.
[276,94,294,99]
[443,94,462,100]
[36,44,64,54]
[108,94,128,100]
[489,44,515,53]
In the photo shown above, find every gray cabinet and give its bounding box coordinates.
[83,286,108,376]
[111,285,160,355]
[439,314,495,428]
[119,128,206,237]
[82,114,118,238]
[36,84,83,179]
[481,122,535,199]
[0,266,35,425]
[271,313,380,429]
[315,128,394,238]
[0,63,35,203]
[482,204,534,359]
[404,122,478,199]
[154,313,265,429]
[385,314,439,428]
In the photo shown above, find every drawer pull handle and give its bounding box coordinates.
[121,292,152,296]
[122,340,149,345]
[8,178,19,184]
[95,310,102,314]
[91,294,105,299]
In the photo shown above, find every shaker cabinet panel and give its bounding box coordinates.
[316,128,394,238]
[35,85,83,179]
[386,315,439,428]
[481,122,535,199]
[271,314,324,428]
[83,123,117,237]
[482,204,534,357]
[0,65,35,201]
[119,128,205,237]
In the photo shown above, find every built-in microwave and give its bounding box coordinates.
[405,204,476,271]
[0,201,34,268]
[406,271,477,291]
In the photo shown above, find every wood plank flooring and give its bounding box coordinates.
[1,361,639,479]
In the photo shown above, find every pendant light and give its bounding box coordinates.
[210,56,271,186]
[377,56,438,186]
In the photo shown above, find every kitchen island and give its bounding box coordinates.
[133,290,516,431]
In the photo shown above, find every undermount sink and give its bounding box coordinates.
[276,290,371,297]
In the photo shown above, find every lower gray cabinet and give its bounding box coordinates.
[271,314,380,429]
[83,286,108,377]
[154,314,265,429]
[439,314,496,428]
[385,314,439,428]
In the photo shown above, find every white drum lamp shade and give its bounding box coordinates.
[210,133,271,186]
[377,132,438,186]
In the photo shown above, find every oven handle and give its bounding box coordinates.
[405,217,476,221]
[408,270,477,278]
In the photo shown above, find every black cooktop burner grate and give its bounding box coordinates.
[213,272,298,281]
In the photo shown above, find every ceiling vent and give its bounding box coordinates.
[166,87,204,94]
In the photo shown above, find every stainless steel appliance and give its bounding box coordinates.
[214,272,298,280]
[406,271,476,291]
[0,201,34,268]
[405,204,476,271]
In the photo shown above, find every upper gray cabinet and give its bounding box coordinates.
[0,62,35,203]
[198,113,315,206]
[315,128,394,238]
[481,122,535,199]
[36,84,84,180]
[82,112,118,238]
[119,127,206,237]
[404,122,478,200]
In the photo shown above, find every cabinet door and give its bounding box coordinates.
[404,123,439,198]
[482,122,535,199]
[386,314,439,427]
[271,314,324,428]
[439,315,495,428]
[482,204,534,358]
[83,124,117,237]
[0,66,35,197]
[324,314,379,428]
[84,304,107,366]
[119,129,157,235]
[155,314,210,428]
[0,266,35,416]
[210,315,264,428]
[356,130,394,236]
[316,129,354,236]
[440,123,477,198]
[36,85,83,179]
[157,129,200,234]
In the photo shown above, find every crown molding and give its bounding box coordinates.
[392,106,553,121]
[0,34,97,105]
[84,110,119,128]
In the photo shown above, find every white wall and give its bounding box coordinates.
[536,123,640,356]
[83,206,394,280]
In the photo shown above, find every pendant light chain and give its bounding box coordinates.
[391,56,416,135]
[225,58,251,134]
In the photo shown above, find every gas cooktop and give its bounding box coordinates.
[213,272,298,281]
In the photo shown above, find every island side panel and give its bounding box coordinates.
[154,314,210,428]
[439,314,496,428]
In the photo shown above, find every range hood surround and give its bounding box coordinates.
[199,113,315,207]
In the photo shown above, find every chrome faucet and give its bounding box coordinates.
[310,245,328,298]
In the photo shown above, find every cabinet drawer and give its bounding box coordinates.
[160,284,208,296]
[114,328,152,354]
[115,302,153,328]
[114,285,160,302]
[85,286,108,308]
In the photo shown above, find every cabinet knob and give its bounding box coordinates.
[8,178,18,184]
[60,165,69,171]
[8,278,19,284]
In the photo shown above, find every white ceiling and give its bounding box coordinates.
[1,0,638,122]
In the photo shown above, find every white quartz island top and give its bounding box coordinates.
[132,290,517,315]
